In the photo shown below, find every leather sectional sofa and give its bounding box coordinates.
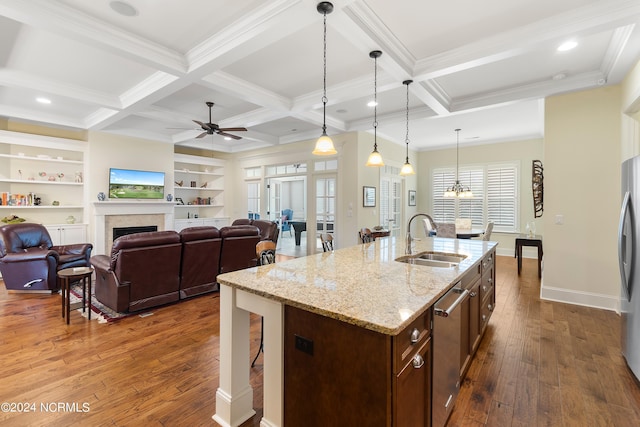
[90,224,265,313]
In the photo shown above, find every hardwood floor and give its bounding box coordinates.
[0,255,639,426]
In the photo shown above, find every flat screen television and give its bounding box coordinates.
[108,168,165,199]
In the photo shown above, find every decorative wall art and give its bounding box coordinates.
[363,186,376,207]
[408,190,416,206]
[532,160,544,218]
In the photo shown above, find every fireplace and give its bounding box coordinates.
[93,201,175,256]
[113,225,158,241]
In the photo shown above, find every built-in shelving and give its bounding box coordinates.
[173,153,226,225]
[0,130,87,228]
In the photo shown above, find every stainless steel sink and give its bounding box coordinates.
[395,252,467,268]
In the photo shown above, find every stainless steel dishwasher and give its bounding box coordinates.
[432,283,468,427]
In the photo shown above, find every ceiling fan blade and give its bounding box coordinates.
[218,127,247,132]
[217,131,242,140]
[193,120,212,131]
[195,132,208,139]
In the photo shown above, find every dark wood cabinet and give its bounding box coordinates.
[394,338,431,427]
[459,249,495,379]
[284,305,432,427]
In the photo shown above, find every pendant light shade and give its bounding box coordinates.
[399,79,415,176]
[444,128,473,198]
[366,50,384,167]
[313,2,337,156]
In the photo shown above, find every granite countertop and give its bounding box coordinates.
[217,236,498,335]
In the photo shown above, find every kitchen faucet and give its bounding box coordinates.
[406,213,434,255]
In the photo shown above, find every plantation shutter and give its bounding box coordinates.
[432,169,456,222]
[487,165,517,231]
[457,168,484,227]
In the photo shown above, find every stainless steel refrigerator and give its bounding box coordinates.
[619,156,640,380]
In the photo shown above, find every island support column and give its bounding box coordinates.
[214,284,284,427]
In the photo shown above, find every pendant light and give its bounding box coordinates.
[312,2,337,156]
[399,79,415,176]
[444,128,473,198]
[366,50,384,167]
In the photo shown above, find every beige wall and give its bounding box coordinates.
[542,86,621,310]
[416,138,544,256]
[621,60,640,160]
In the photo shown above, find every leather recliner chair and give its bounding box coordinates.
[0,223,93,291]
[219,226,261,274]
[179,226,222,298]
[231,218,279,244]
[91,230,182,312]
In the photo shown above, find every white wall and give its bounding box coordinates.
[86,131,174,244]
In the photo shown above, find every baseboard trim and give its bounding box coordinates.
[540,284,620,313]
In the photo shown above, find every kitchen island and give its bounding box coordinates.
[213,236,497,427]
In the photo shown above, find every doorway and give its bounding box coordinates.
[266,175,307,258]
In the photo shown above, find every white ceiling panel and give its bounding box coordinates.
[0,0,637,151]
[8,26,155,96]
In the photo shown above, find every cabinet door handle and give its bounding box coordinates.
[487,278,493,284]
[469,291,477,298]
[488,304,493,312]
[410,328,420,344]
[412,354,424,369]
[482,285,487,292]
[482,314,487,322]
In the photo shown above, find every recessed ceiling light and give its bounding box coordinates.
[109,1,138,17]
[36,97,51,104]
[224,137,232,141]
[367,101,377,107]
[557,40,577,52]
[552,73,567,81]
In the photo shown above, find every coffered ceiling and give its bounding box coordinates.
[0,0,639,153]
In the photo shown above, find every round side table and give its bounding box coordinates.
[58,266,94,325]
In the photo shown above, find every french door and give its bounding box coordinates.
[380,176,402,237]
[315,175,336,251]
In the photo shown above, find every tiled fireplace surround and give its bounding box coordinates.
[92,201,175,255]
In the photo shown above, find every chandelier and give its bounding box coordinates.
[444,128,473,198]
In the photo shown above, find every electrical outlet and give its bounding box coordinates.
[294,334,314,355]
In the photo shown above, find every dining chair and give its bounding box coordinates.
[422,218,437,237]
[281,209,293,236]
[435,222,456,238]
[251,240,277,367]
[482,222,494,241]
[359,228,373,243]
[455,218,472,230]
[320,233,334,252]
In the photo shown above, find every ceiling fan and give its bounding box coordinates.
[191,101,247,140]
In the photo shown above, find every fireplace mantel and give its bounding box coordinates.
[92,201,175,255]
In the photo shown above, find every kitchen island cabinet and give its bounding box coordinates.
[214,236,497,427]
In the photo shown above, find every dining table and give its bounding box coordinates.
[455,228,485,239]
